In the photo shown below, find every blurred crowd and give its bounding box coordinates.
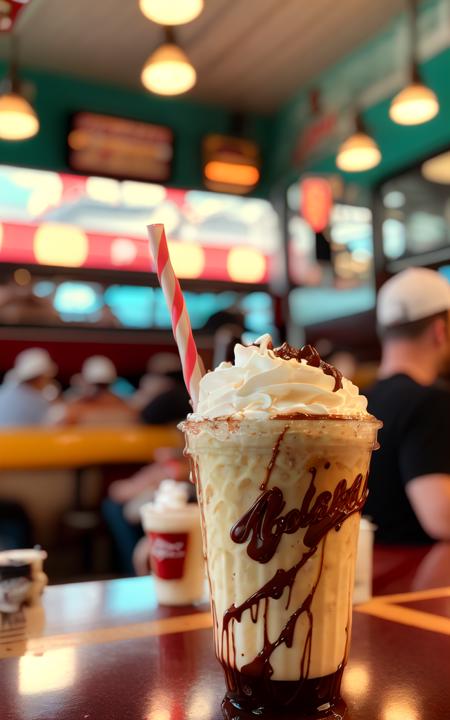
[0,266,449,580]
[0,347,192,573]
[0,317,249,576]
[0,348,191,428]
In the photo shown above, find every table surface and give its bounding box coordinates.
[1,544,449,720]
[0,426,180,469]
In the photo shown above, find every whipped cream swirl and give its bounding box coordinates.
[193,335,368,419]
[152,480,190,512]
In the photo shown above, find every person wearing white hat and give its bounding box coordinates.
[365,267,450,544]
[0,348,58,427]
[57,355,136,426]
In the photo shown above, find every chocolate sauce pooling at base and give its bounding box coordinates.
[222,667,347,720]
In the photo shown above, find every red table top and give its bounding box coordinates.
[0,544,449,720]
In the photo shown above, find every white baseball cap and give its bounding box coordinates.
[81,356,117,385]
[13,348,58,383]
[377,267,450,327]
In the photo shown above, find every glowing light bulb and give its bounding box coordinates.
[336,132,381,173]
[422,150,450,184]
[0,92,39,141]
[139,0,203,25]
[389,82,439,126]
[141,43,196,96]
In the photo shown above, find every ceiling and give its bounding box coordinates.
[3,0,405,113]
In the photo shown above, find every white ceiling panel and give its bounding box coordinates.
[0,0,405,113]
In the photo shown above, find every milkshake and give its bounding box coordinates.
[182,335,380,718]
[140,480,205,606]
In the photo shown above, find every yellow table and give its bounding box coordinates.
[0,426,181,470]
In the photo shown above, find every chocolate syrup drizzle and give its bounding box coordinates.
[260,426,288,491]
[223,431,366,715]
[188,425,368,717]
[271,341,343,392]
[231,468,366,561]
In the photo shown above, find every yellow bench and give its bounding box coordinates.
[0,426,181,470]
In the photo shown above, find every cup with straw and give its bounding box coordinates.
[148,223,381,720]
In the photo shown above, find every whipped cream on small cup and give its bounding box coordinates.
[191,334,369,420]
[140,480,205,607]
[151,479,191,512]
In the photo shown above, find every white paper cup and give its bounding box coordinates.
[140,501,205,606]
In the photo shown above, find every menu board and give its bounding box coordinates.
[68,112,173,182]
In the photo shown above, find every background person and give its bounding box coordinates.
[58,355,136,426]
[131,353,184,411]
[0,348,55,548]
[365,268,450,544]
[0,348,58,427]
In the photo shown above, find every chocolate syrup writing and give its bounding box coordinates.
[220,465,367,684]
[231,467,367,563]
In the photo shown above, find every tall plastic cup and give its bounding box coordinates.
[183,416,380,719]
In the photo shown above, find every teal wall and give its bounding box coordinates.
[270,0,450,191]
[270,47,450,190]
[2,0,450,199]
[361,48,450,184]
[0,63,274,196]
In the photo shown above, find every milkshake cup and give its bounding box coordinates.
[140,480,205,606]
[182,336,381,719]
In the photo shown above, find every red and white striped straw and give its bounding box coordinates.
[147,223,205,410]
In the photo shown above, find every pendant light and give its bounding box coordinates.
[336,114,381,173]
[141,27,196,96]
[389,0,439,126]
[139,0,203,26]
[0,36,39,141]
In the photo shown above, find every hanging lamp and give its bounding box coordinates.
[389,0,439,126]
[0,36,39,141]
[336,114,381,173]
[141,27,196,96]
[139,0,203,26]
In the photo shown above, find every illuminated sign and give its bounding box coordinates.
[0,165,279,283]
[68,112,173,183]
[202,134,260,195]
[0,221,269,283]
[301,177,333,232]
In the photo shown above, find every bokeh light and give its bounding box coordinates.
[86,176,121,204]
[168,242,205,278]
[111,238,138,266]
[14,268,31,286]
[227,247,266,283]
[34,224,89,267]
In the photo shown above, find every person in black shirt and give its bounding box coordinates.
[365,268,450,544]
